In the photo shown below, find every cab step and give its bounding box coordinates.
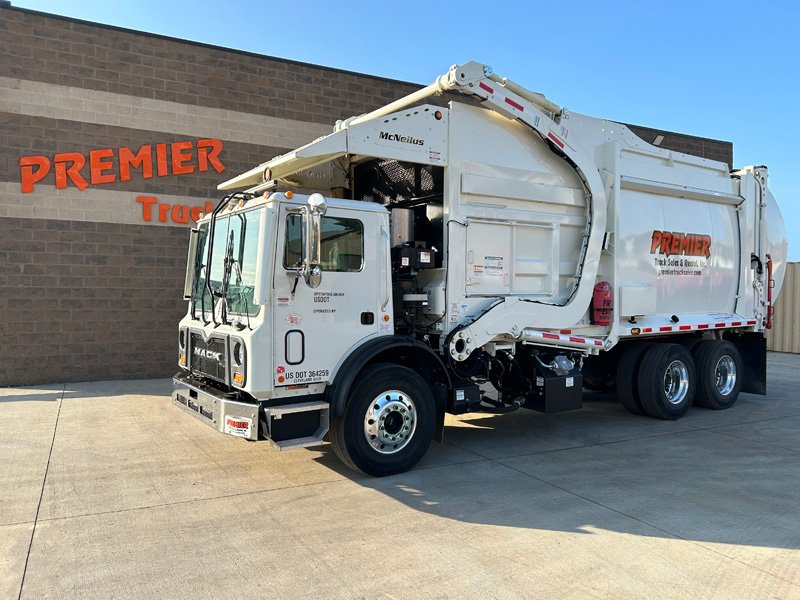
[264,401,329,451]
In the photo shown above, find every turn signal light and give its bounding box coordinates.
[233,372,244,384]
[179,354,186,365]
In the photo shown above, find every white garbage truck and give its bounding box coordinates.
[173,62,788,475]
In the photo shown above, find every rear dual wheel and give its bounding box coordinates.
[637,343,696,420]
[692,340,742,410]
[616,339,743,420]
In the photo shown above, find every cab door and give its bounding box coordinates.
[272,203,389,390]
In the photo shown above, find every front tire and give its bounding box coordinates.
[330,363,435,476]
[693,340,742,410]
[637,343,696,420]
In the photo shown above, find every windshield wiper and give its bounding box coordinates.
[196,263,210,325]
[229,258,252,330]
[218,229,236,325]
[203,193,235,327]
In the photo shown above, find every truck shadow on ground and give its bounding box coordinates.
[313,388,800,552]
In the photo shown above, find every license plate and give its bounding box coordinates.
[224,416,252,438]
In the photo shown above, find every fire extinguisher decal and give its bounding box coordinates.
[592,281,613,326]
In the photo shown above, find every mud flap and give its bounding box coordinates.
[728,332,767,395]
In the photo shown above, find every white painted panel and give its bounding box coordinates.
[513,223,557,296]
[465,222,511,295]
[617,188,740,316]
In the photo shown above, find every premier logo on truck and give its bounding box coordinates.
[378,131,424,145]
[650,230,712,258]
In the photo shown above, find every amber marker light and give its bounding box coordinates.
[434,111,443,120]
[285,191,294,199]
[631,328,641,335]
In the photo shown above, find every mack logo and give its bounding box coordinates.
[194,347,223,362]
[378,131,424,146]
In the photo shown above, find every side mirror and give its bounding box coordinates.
[303,193,327,288]
[183,228,200,299]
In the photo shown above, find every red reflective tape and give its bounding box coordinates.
[594,340,603,346]
[504,97,524,111]
[747,320,757,325]
[643,327,653,333]
[715,323,725,328]
[569,337,585,344]
[730,321,742,326]
[698,324,709,329]
[659,326,673,332]
[542,332,559,340]
[679,325,692,331]
[547,132,565,149]
[479,82,494,94]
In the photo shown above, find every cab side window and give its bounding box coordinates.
[284,214,364,272]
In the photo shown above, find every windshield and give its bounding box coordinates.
[192,208,263,318]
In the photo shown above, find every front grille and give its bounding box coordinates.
[190,333,228,383]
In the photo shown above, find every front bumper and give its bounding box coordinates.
[172,372,260,441]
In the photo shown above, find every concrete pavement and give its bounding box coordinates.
[1,353,799,599]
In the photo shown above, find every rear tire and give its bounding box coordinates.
[637,343,696,420]
[615,342,654,415]
[330,362,435,477]
[693,340,742,410]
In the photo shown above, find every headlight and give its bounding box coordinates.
[233,341,245,366]
[179,329,186,349]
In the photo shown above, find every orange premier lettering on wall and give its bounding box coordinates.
[19,139,225,193]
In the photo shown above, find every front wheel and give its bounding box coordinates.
[330,363,436,476]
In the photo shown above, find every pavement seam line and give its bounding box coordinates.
[494,460,800,591]
[17,383,65,600]
[33,455,488,524]
[708,428,800,454]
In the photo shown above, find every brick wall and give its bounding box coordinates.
[1,218,187,385]
[0,6,735,386]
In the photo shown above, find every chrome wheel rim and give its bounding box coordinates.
[664,360,690,405]
[363,390,417,454]
[714,355,737,396]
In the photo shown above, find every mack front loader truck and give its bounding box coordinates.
[173,62,788,476]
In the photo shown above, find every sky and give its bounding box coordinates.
[13,0,800,259]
